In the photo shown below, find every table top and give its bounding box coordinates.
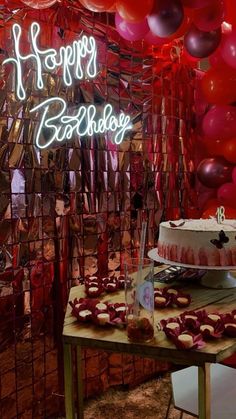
[63,274,236,366]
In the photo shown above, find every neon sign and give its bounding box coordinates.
[3,22,132,149]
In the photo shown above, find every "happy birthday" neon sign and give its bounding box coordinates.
[3,22,132,149]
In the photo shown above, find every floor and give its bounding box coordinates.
[84,373,195,419]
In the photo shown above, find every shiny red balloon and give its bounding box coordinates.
[217,182,236,208]
[224,0,236,26]
[200,65,236,105]
[184,24,221,58]
[232,167,236,185]
[221,30,236,70]
[193,0,225,32]
[197,157,233,188]
[21,0,57,8]
[147,0,184,38]
[182,0,213,8]
[116,0,154,23]
[202,105,236,141]
[79,0,115,12]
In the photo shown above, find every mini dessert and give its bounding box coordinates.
[95,302,107,312]
[177,334,194,349]
[158,219,236,266]
[166,322,180,330]
[165,288,178,296]
[154,295,169,308]
[175,294,191,308]
[77,309,92,322]
[207,314,221,322]
[96,312,110,325]
[104,282,118,292]
[86,286,103,298]
[224,323,236,337]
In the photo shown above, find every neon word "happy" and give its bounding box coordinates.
[3,22,97,101]
[3,22,132,148]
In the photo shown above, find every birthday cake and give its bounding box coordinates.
[157,219,236,267]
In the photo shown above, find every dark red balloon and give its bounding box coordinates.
[197,157,233,188]
[147,0,184,38]
[184,24,221,58]
[182,0,214,9]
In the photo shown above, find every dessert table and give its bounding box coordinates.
[63,270,236,419]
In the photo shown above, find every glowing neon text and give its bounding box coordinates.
[3,22,132,148]
[30,98,132,149]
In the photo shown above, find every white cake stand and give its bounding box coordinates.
[148,248,236,289]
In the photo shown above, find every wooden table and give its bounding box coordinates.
[63,275,236,419]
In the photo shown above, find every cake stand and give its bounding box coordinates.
[148,248,236,289]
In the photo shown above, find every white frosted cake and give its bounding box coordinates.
[158,219,236,267]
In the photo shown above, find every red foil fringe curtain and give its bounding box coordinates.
[0,3,197,418]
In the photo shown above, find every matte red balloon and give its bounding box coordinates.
[197,157,233,188]
[217,182,236,208]
[222,138,236,164]
[202,106,236,141]
[193,0,225,32]
[200,65,236,105]
[79,0,115,12]
[147,0,184,38]
[184,24,221,58]
[116,0,154,23]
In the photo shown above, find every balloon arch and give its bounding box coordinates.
[6,0,236,215]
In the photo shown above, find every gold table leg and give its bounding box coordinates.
[198,363,211,419]
[76,346,84,419]
[64,343,75,419]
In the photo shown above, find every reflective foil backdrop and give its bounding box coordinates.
[0,2,197,417]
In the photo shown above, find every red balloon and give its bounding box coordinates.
[202,105,236,141]
[168,12,192,40]
[224,0,236,26]
[193,0,225,32]
[21,0,57,8]
[217,182,236,208]
[222,138,236,164]
[232,167,236,185]
[184,24,221,58]
[202,138,224,156]
[197,157,233,188]
[200,65,236,105]
[144,31,169,46]
[208,47,225,67]
[202,198,220,211]
[147,0,184,38]
[79,0,115,12]
[221,30,236,70]
[182,0,215,9]
[116,0,154,23]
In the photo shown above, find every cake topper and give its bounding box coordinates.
[216,206,225,224]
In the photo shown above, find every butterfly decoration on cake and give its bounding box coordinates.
[169,221,185,228]
[210,230,229,249]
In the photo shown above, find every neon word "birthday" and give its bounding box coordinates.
[31,99,132,149]
[3,22,132,148]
